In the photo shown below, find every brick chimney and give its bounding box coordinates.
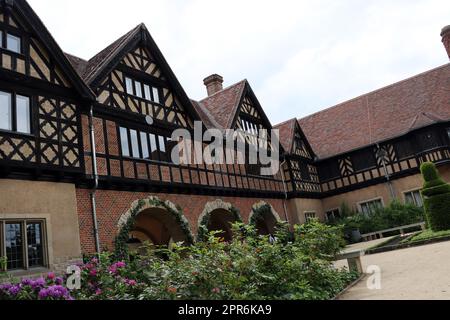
[203,74,224,96]
[441,25,450,60]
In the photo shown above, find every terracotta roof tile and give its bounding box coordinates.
[199,80,247,129]
[273,118,297,153]
[191,99,221,129]
[64,53,88,77]
[83,25,142,83]
[299,63,450,159]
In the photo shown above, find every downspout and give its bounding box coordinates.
[280,159,290,227]
[88,105,101,254]
[376,143,396,200]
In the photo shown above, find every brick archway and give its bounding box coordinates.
[197,199,243,241]
[115,197,194,255]
[248,201,282,235]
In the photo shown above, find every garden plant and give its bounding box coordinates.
[420,162,450,231]
[328,201,425,240]
[0,221,357,300]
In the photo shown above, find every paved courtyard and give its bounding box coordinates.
[337,240,450,300]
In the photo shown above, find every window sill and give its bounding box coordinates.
[125,93,161,106]
[122,155,172,165]
[0,128,34,139]
[0,47,25,58]
[4,267,50,278]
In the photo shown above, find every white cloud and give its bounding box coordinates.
[28,0,450,124]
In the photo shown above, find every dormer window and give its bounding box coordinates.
[1,31,21,54]
[124,76,160,104]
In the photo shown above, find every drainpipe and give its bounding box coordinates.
[280,159,290,227]
[376,144,396,200]
[88,105,101,254]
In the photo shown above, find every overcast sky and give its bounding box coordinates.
[28,0,450,124]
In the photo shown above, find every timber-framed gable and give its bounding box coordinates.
[0,0,94,182]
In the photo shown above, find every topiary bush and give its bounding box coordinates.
[420,162,450,231]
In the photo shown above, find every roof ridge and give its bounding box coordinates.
[83,24,143,81]
[299,63,450,122]
[199,79,247,102]
[225,80,247,129]
[64,52,88,63]
[274,117,297,128]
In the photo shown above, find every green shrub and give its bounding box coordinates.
[331,201,425,239]
[295,219,345,260]
[421,162,450,231]
[0,222,357,300]
[0,256,7,282]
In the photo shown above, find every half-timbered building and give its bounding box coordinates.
[0,0,449,274]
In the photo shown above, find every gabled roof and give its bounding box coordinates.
[7,0,95,100]
[198,80,274,132]
[273,118,297,153]
[82,24,142,85]
[66,23,201,122]
[191,99,221,129]
[298,63,450,159]
[274,118,316,158]
[199,80,247,129]
[65,53,88,77]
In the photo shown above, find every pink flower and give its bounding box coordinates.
[167,287,177,294]
[47,272,55,280]
[95,288,102,295]
[89,269,97,277]
[127,280,137,286]
[108,261,126,274]
[212,287,221,294]
[108,266,117,274]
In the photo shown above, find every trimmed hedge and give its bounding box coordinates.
[420,162,450,231]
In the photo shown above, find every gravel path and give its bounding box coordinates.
[338,241,450,300]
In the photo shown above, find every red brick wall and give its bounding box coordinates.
[76,188,287,254]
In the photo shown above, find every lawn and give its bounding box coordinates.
[403,229,450,243]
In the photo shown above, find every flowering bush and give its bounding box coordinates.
[72,254,145,300]
[0,221,357,300]
[0,273,72,300]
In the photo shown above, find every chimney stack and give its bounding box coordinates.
[203,74,224,96]
[441,25,450,60]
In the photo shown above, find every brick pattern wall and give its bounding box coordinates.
[76,188,286,254]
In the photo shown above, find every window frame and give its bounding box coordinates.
[118,125,170,163]
[0,29,22,54]
[325,208,341,221]
[357,197,384,215]
[304,211,316,223]
[0,219,48,272]
[0,89,32,135]
[5,32,21,54]
[123,76,161,104]
[403,189,424,208]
